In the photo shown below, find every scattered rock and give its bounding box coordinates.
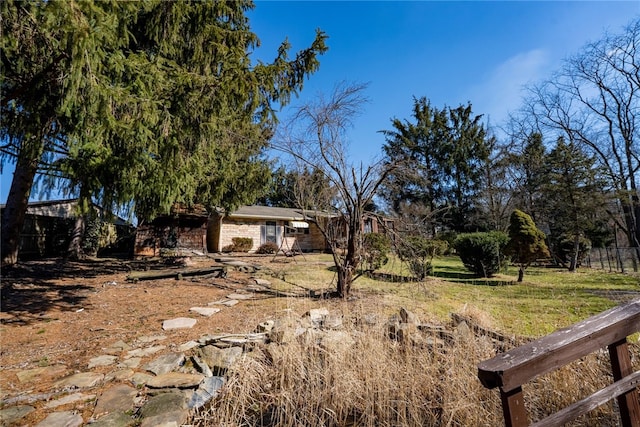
[88,355,119,369]
[16,365,67,384]
[188,376,225,409]
[198,346,243,374]
[0,405,35,425]
[118,357,142,369]
[254,278,271,286]
[146,372,204,389]
[226,293,253,300]
[136,335,167,344]
[92,384,138,420]
[256,320,275,333]
[102,340,131,354]
[178,340,200,352]
[189,307,221,317]
[138,391,190,427]
[144,352,185,376]
[89,411,135,427]
[162,318,197,330]
[191,355,213,377]
[400,307,420,325]
[55,372,104,389]
[209,299,239,307]
[131,372,155,387]
[44,392,96,409]
[105,369,135,382]
[34,411,83,427]
[126,345,166,358]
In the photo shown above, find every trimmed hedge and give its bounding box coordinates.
[453,232,509,277]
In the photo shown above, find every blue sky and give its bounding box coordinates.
[248,0,639,164]
[2,1,638,203]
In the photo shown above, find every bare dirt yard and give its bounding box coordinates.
[0,255,330,425]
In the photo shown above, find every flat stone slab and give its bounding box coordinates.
[190,307,221,317]
[131,372,155,387]
[93,384,138,419]
[146,372,204,389]
[45,392,96,409]
[226,293,253,300]
[254,278,272,286]
[144,352,185,376]
[34,411,83,427]
[88,355,119,368]
[118,357,142,369]
[89,411,135,427]
[105,369,135,382]
[0,405,35,425]
[139,391,189,427]
[126,345,166,358]
[162,317,197,330]
[136,335,167,344]
[16,365,67,383]
[209,299,239,307]
[102,340,131,354]
[178,340,200,352]
[188,376,225,409]
[55,372,104,388]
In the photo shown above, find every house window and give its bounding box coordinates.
[286,220,309,235]
[363,218,373,233]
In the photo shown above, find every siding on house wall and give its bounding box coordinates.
[219,218,327,252]
[134,218,207,257]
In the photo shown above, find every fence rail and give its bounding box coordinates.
[588,247,639,273]
[478,299,640,427]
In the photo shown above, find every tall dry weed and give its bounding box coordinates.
[192,305,639,426]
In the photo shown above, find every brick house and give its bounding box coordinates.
[134,204,394,257]
[208,205,327,253]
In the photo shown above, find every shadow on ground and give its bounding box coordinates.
[0,257,133,325]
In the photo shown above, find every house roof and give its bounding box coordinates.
[227,205,340,221]
[228,205,306,221]
[0,199,130,226]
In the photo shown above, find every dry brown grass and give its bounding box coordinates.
[191,301,639,426]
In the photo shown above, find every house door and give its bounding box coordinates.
[265,221,277,245]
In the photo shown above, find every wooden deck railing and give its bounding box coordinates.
[477,299,640,427]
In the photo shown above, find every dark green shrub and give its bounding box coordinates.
[552,234,591,267]
[231,237,253,252]
[362,233,391,271]
[454,231,509,277]
[397,236,448,280]
[256,241,279,254]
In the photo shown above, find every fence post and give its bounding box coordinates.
[500,386,528,427]
[608,339,640,427]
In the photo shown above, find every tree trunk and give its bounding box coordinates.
[568,234,580,272]
[67,215,86,260]
[517,266,524,282]
[1,142,42,266]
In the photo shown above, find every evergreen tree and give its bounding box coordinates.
[1,0,328,265]
[505,209,550,282]
[380,98,490,234]
[542,137,607,271]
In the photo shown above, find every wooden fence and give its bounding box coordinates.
[478,299,640,426]
[587,247,639,273]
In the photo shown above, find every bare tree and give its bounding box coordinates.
[518,19,639,257]
[274,82,394,297]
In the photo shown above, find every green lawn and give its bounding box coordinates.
[260,253,639,337]
[370,255,640,336]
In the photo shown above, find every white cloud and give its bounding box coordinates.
[469,49,550,127]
